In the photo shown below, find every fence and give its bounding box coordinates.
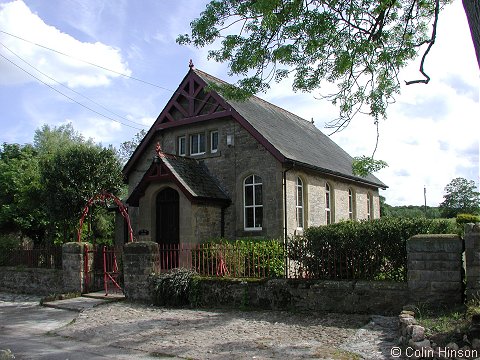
[0,246,63,269]
[157,242,284,278]
[154,240,406,281]
[0,240,407,279]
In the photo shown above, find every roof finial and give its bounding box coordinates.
[155,142,162,155]
[189,59,194,69]
[311,117,314,124]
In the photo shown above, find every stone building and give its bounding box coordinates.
[119,66,387,245]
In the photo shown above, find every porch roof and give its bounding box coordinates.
[127,150,230,206]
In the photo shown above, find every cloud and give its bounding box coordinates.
[76,117,123,144]
[444,76,479,102]
[398,96,449,120]
[394,169,410,177]
[438,141,449,151]
[0,0,131,88]
[56,0,128,42]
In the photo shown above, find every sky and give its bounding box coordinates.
[0,0,478,207]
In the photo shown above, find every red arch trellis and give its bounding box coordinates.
[77,192,134,243]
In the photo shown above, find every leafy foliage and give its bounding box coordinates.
[40,143,124,242]
[0,143,48,242]
[148,268,197,306]
[288,218,456,281]
[456,213,480,225]
[199,238,285,278]
[33,123,89,157]
[0,233,22,266]
[380,196,441,219]
[352,156,388,177]
[178,0,452,129]
[439,177,480,218]
[0,123,124,245]
[117,129,146,165]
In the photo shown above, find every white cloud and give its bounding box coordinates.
[0,0,131,87]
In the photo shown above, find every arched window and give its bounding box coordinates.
[296,177,304,229]
[348,188,355,220]
[244,175,263,230]
[325,182,332,225]
[367,192,373,220]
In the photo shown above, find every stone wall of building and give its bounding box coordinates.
[128,117,284,241]
[407,234,463,306]
[192,203,223,242]
[284,169,380,237]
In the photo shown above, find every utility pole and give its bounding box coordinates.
[424,186,427,217]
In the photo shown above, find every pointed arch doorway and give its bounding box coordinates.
[156,187,180,245]
[156,187,180,269]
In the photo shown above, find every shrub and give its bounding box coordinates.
[456,213,480,225]
[288,218,456,281]
[197,238,284,278]
[148,268,197,306]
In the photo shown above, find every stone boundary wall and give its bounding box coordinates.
[0,267,64,295]
[407,234,463,307]
[0,242,88,295]
[192,278,408,314]
[465,223,480,301]
[123,241,160,301]
[2,228,478,313]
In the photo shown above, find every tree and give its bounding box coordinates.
[117,129,147,165]
[439,177,480,217]
[178,0,479,173]
[0,143,48,242]
[34,123,89,158]
[40,143,124,242]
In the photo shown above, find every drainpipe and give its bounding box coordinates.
[283,163,294,277]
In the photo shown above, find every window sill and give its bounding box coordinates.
[188,151,222,159]
[244,227,262,231]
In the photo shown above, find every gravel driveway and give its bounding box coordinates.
[54,301,399,359]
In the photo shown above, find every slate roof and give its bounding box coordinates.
[126,153,230,206]
[161,154,230,201]
[194,69,387,189]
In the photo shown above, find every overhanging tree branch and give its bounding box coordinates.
[405,0,440,85]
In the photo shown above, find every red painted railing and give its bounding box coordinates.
[156,243,279,278]
[84,244,123,294]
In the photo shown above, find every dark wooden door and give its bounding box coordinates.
[156,187,180,245]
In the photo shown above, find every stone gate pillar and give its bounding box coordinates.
[464,223,480,301]
[407,234,463,307]
[62,242,90,293]
[123,241,159,301]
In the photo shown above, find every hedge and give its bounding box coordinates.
[456,213,480,225]
[287,218,456,281]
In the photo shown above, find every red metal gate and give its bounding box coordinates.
[84,244,123,295]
